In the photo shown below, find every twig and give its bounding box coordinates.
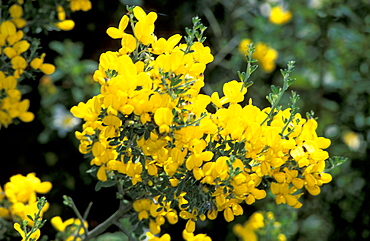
[84,201,132,241]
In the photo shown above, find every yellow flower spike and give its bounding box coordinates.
[269,6,292,25]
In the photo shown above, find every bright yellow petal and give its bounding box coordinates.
[40,63,55,75]
[36,181,52,193]
[106,27,124,39]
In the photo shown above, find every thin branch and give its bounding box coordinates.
[84,201,132,241]
[113,220,136,241]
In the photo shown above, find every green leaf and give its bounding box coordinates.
[325,156,348,172]
[49,41,65,55]
[95,180,117,191]
[94,232,130,241]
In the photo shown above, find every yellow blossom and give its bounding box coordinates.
[269,6,292,25]
[69,0,92,11]
[14,223,40,241]
[133,6,157,45]
[56,20,75,31]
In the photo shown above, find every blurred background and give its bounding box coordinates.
[1,0,369,240]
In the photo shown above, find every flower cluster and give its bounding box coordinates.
[0,173,51,239]
[233,211,286,241]
[0,2,56,127]
[56,0,92,30]
[71,6,333,239]
[239,39,278,73]
[0,1,93,128]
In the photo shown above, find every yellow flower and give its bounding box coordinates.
[11,55,27,77]
[221,80,247,104]
[4,173,52,204]
[55,20,75,31]
[223,207,234,222]
[185,219,196,233]
[11,201,49,226]
[14,223,40,241]
[0,21,17,37]
[133,6,157,45]
[57,5,66,21]
[150,34,182,55]
[107,15,129,39]
[51,216,88,241]
[119,34,137,55]
[51,216,75,231]
[269,6,292,25]
[154,107,173,133]
[16,99,35,122]
[146,232,171,241]
[9,4,23,18]
[238,39,278,72]
[233,212,264,241]
[342,131,361,151]
[69,0,92,11]
[9,4,27,28]
[6,39,30,57]
[183,230,212,241]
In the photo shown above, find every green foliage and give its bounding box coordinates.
[38,39,98,143]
